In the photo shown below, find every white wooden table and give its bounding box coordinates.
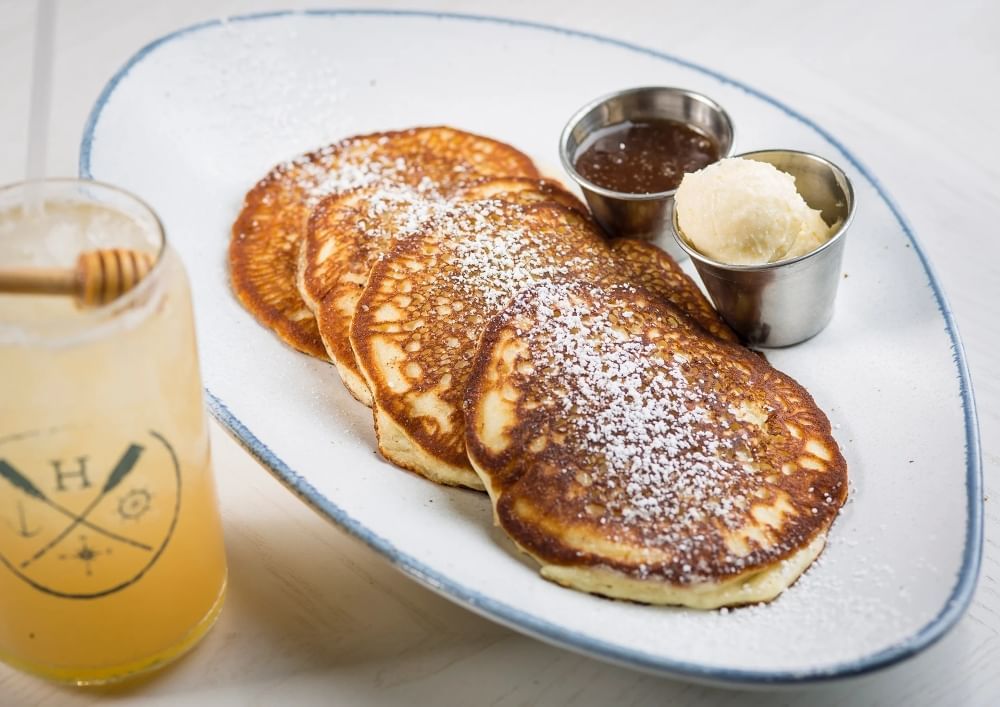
[1,1,997,704]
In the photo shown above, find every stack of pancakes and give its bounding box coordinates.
[230,126,846,608]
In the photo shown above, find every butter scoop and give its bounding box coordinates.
[675,157,831,265]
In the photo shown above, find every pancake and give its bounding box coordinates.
[230,126,538,358]
[456,177,588,216]
[610,238,740,344]
[349,202,622,488]
[302,178,583,405]
[464,280,847,608]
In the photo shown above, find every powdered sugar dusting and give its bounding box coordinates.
[285,139,410,208]
[450,229,599,311]
[505,281,815,582]
[352,180,612,315]
[356,181,514,247]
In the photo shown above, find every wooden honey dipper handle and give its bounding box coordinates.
[0,248,156,307]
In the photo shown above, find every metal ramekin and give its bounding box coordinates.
[672,149,857,347]
[559,86,734,260]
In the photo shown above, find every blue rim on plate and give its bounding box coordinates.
[78,9,983,686]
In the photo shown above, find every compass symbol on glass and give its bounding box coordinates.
[59,535,113,577]
[118,488,152,521]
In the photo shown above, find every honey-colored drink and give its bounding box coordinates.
[0,182,227,684]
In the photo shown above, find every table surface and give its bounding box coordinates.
[1,0,997,704]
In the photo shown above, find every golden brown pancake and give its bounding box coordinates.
[456,177,588,216]
[610,238,740,344]
[301,178,583,405]
[230,127,538,358]
[349,202,622,488]
[464,280,847,608]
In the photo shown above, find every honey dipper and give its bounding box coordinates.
[0,248,156,307]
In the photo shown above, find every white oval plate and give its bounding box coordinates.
[80,10,982,686]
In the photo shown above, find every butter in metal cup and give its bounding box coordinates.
[672,150,856,347]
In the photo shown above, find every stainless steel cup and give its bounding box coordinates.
[559,86,734,260]
[672,149,856,347]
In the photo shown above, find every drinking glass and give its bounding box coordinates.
[0,179,227,684]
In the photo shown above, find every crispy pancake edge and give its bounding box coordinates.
[230,167,328,358]
[538,533,827,608]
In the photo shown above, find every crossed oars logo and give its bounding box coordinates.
[0,444,153,569]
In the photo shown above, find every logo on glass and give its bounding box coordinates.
[0,428,181,598]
